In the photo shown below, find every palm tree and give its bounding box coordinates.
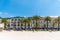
[45,16,51,31]
[44,24,47,28]
[55,16,60,31]
[13,22,16,30]
[34,23,40,31]
[51,21,56,30]
[33,15,41,30]
[20,18,25,30]
[1,18,8,30]
[27,17,32,30]
[27,17,32,23]
[52,22,55,28]
[43,23,47,30]
[36,23,40,29]
[20,18,28,30]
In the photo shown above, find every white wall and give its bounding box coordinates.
[0,23,4,28]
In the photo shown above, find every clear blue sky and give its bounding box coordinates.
[0,0,60,17]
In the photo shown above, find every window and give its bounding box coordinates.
[11,24,13,26]
[28,24,30,26]
[7,24,10,27]
[15,19,17,21]
[11,22,13,23]
[18,24,20,26]
[14,24,16,26]
[18,22,20,23]
[21,24,23,26]
[11,19,13,21]
[18,19,20,21]
[13,23,16,26]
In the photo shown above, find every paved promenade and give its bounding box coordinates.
[0,31,60,40]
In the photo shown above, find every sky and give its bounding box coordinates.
[0,0,60,17]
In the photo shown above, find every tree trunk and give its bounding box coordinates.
[47,21,48,31]
[36,20,37,31]
[4,23,6,30]
[58,22,59,31]
[25,22,26,30]
[53,25,54,30]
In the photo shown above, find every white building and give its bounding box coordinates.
[3,17,59,30]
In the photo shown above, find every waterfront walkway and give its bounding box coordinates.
[0,31,60,40]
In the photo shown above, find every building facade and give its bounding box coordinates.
[1,17,59,30]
